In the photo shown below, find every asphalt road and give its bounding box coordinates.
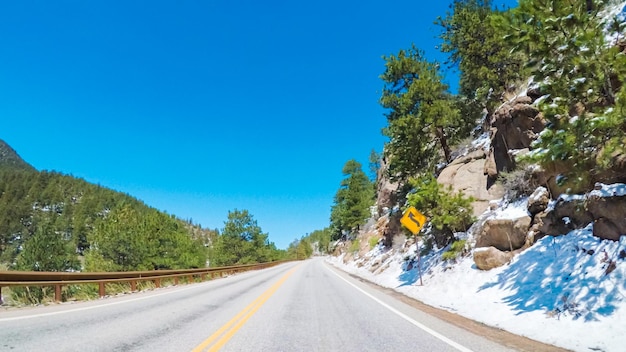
[0,258,524,352]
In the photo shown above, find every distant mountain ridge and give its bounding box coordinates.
[0,139,35,171]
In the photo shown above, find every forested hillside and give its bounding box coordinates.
[0,140,287,281]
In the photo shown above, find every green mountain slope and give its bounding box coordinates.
[0,139,215,271]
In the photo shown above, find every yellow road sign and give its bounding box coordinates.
[400,206,427,235]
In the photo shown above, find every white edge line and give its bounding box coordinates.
[325,263,475,352]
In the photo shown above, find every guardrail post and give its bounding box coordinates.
[0,285,3,305]
[154,278,160,288]
[130,280,137,292]
[99,282,106,298]
[55,284,62,302]
[174,277,179,286]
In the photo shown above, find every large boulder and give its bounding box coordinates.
[475,216,532,251]
[474,247,516,270]
[593,217,622,241]
[586,193,626,241]
[438,149,504,217]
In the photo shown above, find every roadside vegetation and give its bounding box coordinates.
[0,165,294,304]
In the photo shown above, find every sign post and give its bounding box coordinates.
[400,206,427,286]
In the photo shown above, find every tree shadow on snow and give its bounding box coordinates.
[397,247,445,287]
[478,231,625,322]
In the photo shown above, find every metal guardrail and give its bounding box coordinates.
[0,261,288,303]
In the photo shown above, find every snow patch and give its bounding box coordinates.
[589,183,626,197]
[328,222,626,351]
[485,199,529,220]
[471,132,491,152]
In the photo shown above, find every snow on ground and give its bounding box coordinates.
[328,186,626,352]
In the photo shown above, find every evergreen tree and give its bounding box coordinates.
[368,149,381,183]
[14,216,80,272]
[380,45,465,181]
[308,228,332,254]
[213,209,271,266]
[85,204,206,271]
[504,0,626,189]
[407,175,475,247]
[286,237,314,260]
[437,0,526,120]
[330,160,374,240]
[0,165,213,270]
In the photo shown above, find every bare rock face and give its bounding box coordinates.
[374,157,405,247]
[486,96,545,177]
[376,156,400,217]
[475,216,532,251]
[437,149,504,217]
[473,247,516,270]
[527,187,550,215]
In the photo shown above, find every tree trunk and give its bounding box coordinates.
[436,126,451,163]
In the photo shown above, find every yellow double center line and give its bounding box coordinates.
[191,265,300,352]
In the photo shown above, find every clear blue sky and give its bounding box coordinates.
[1,0,517,249]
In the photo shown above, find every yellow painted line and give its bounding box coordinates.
[191,265,300,352]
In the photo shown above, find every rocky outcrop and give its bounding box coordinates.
[441,93,545,217]
[374,157,405,247]
[529,186,626,241]
[486,96,545,178]
[438,149,504,217]
[376,156,400,217]
[474,247,517,270]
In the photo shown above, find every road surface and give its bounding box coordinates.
[0,258,562,351]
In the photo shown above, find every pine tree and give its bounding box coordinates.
[437,0,526,121]
[213,209,271,266]
[380,45,465,181]
[85,204,206,271]
[15,216,80,272]
[407,175,475,247]
[330,160,374,239]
